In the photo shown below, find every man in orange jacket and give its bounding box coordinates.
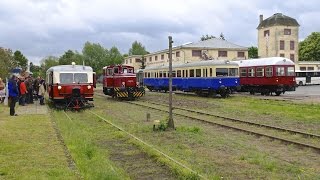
[19,78,28,106]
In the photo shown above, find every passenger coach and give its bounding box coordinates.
[46,62,95,109]
[143,60,240,98]
[235,57,296,96]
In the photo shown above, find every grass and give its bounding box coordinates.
[0,104,76,179]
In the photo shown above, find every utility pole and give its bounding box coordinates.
[167,36,175,129]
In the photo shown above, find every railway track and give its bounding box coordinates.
[125,100,320,154]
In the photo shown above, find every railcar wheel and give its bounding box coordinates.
[275,91,282,96]
[249,90,255,95]
[298,81,303,86]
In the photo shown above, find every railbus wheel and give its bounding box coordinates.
[275,91,282,96]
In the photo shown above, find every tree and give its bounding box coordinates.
[128,41,148,55]
[200,34,215,41]
[0,48,15,79]
[13,50,28,70]
[108,46,123,65]
[59,50,83,65]
[82,42,109,76]
[219,33,225,40]
[248,46,258,59]
[40,56,59,78]
[299,32,320,61]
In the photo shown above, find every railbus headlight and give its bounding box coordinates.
[87,85,92,89]
[58,85,62,90]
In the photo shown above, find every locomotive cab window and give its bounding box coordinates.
[229,68,238,76]
[256,67,264,77]
[216,68,228,76]
[240,68,247,77]
[74,73,88,83]
[128,68,133,73]
[113,67,119,74]
[287,67,295,76]
[276,67,285,76]
[107,68,113,76]
[265,66,273,77]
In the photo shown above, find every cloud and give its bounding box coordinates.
[0,0,319,65]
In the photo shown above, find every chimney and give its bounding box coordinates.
[259,14,263,23]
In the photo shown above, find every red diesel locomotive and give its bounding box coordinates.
[103,65,144,99]
[46,62,96,109]
[235,57,296,96]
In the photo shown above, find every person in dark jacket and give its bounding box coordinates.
[8,75,19,116]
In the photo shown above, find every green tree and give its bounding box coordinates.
[40,56,59,78]
[299,32,320,61]
[13,50,28,70]
[59,50,83,65]
[0,48,15,79]
[200,34,215,41]
[108,46,123,65]
[128,41,148,55]
[82,42,109,76]
[248,46,258,59]
[30,62,42,78]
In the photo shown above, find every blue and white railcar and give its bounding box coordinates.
[143,60,240,97]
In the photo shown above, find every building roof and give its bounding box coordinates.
[257,13,300,29]
[181,38,247,50]
[234,57,295,67]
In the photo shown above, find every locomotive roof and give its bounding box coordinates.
[144,60,238,70]
[47,65,93,73]
[234,57,295,67]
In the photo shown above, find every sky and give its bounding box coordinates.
[0,0,319,65]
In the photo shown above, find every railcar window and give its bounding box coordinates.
[114,67,119,74]
[172,71,176,77]
[177,70,181,77]
[159,71,163,78]
[248,68,255,77]
[256,67,264,77]
[148,72,150,78]
[107,68,113,75]
[240,68,247,77]
[229,68,239,76]
[182,70,185,77]
[163,71,167,77]
[123,68,128,73]
[196,69,201,77]
[216,68,228,76]
[190,69,195,77]
[144,72,147,78]
[210,68,213,77]
[186,70,188,77]
[276,67,285,76]
[265,67,273,77]
[128,68,133,73]
[74,73,88,83]
[287,67,295,76]
[60,73,74,84]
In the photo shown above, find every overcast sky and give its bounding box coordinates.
[1,0,319,65]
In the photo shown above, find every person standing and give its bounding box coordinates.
[8,75,19,116]
[0,78,5,103]
[38,80,45,105]
[26,76,34,104]
[19,78,28,106]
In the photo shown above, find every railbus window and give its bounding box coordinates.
[190,69,195,77]
[256,67,264,77]
[229,68,238,76]
[148,72,151,78]
[276,67,285,76]
[159,71,163,78]
[196,69,201,77]
[248,68,255,77]
[240,68,247,77]
[216,68,228,76]
[186,70,188,77]
[60,73,74,84]
[210,68,213,77]
[265,66,273,77]
[182,70,185,77]
[287,67,295,76]
[144,72,147,78]
[74,73,88,83]
[172,71,176,77]
[177,70,181,77]
[205,69,208,77]
[163,71,167,78]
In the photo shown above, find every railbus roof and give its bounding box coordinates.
[46,65,93,73]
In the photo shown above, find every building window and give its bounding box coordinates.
[300,67,306,71]
[237,52,245,58]
[264,30,270,37]
[290,54,295,61]
[284,29,291,35]
[149,57,152,62]
[280,40,285,50]
[192,50,201,57]
[218,51,227,57]
[280,53,285,57]
[130,59,132,63]
[290,41,295,50]
[161,54,164,60]
[176,51,180,57]
[155,56,158,61]
[125,60,128,64]
[307,67,314,70]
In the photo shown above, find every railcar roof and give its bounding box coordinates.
[103,65,134,69]
[144,60,238,70]
[234,57,295,67]
[46,65,93,73]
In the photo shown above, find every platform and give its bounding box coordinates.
[16,100,48,115]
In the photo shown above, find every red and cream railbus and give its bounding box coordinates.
[235,57,296,96]
[46,62,96,109]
